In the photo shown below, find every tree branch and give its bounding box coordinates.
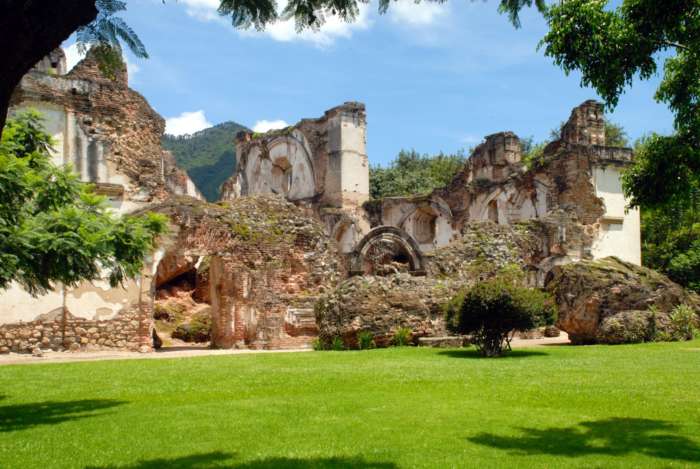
[660,41,691,52]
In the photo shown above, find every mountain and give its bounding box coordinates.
[162,121,249,201]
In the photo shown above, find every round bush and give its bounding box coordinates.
[446,275,556,357]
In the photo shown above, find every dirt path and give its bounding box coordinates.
[0,334,570,366]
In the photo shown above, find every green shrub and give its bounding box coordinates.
[172,312,211,343]
[331,336,345,351]
[669,304,698,341]
[357,331,376,350]
[311,338,324,351]
[446,275,556,357]
[153,302,186,322]
[392,327,413,347]
[597,310,655,344]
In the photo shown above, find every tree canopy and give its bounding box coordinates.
[369,149,466,199]
[540,0,700,210]
[0,111,168,296]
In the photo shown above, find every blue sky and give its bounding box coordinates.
[64,0,674,166]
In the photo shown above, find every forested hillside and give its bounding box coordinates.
[162,121,249,201]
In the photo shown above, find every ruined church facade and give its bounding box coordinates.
[0,49,641,354]
[224,100,641,279]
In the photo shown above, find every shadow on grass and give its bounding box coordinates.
[86,452,398,469]
[0,399,126,432]
[438,349,548,359]
[468,418,700,463]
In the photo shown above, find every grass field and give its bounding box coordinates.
[1,341,700,469]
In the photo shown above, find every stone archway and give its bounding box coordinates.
[349,226,426,276]
[150,249,218,349]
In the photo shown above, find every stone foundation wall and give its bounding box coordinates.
[0,309,151,354]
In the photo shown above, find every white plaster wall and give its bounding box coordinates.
[591,166,642,265]
[1,284,63,324]
[244,135,315,200]
[0,278,141,324]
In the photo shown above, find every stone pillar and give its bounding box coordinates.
[323,103,370,211]
[209,256,237,348]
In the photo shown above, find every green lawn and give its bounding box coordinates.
[1,341,700,469]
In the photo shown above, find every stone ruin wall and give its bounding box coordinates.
[0,50,643,354]
[231,100,641,283]
[9,48,202,210]
[0,49,205,354]
[221,102,371,254]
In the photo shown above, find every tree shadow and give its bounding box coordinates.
[468,418,700,463]
[86,452,398,469]
[438,349,548,359]
[0,399,126,432]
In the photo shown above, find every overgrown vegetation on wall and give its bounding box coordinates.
[369,149,466,199]
[162,121,249,201]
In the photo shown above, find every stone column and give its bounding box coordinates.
[209,256,237,348]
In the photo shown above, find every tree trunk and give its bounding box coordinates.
[0,0,98,136]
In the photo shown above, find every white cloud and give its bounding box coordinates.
[179,0,227,23]
[388,0,448,26]
[253,119,289,133]
[179,0,370,47]
[63,43,85,72]
[165,110,213,136]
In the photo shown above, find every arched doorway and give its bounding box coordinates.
[349,226,426,276]
[151,250,214,349]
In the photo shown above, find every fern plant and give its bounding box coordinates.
[75,0,148,78]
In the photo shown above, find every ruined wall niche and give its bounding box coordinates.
[413,209,437,244]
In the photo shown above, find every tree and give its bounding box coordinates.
[444,268,556,357]
[0,0,545,137]
[369,149,466,199]
[0,110,168,296]
[540,0,700,210]
[631,134,700,292]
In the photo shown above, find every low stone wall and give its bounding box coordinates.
[0,309,151,354]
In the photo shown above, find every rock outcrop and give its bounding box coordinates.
[547,257,700,344]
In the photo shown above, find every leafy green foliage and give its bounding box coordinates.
[331,336,345,351]
[520,137,547,170]
[627,136,700,292]
[668,304,699,341]
[446,269,556,357]
[172,311,212,343]
[369,149,466,199]
[215,0,544,35]
[605,121,630,147]
[391,327,412,347]
[357,331,376,350]
[0,110,168,296]
[162,122,249,201]
[540,0,700,210]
